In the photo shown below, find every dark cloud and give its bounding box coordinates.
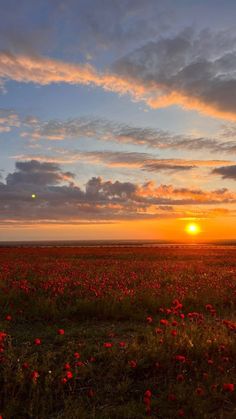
[6,160,74,187]
[113,29,236,119]
[0,0,171,59]
[212,165,236,180]
[1,160,236,224]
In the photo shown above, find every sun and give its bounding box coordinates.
[185,222,200,235]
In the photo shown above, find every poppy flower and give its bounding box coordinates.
[66,371,73,379]
[31,370,39,382]
[146,316,153,324]
[175,355,186,363]
[223,383,234,392]
[103,342,113,348]
[196,387,204,396]
[144,389,152,398]
[128,360,137,368]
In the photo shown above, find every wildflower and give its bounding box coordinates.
[128,360,137,368]
[155,327,163,334]
[196,387,204,396]
[5,315,11,321]
[64,363,71,370]
[145,406,151,416]
[0,332,7,342]
[160,319,168,326]
[103,342,113,348]
[34,338,41,346]
[75,361,84,367]
[175,355,186,363]
[74,352,80,359]
[146,316,153,324]
[22,362,29,370]
[31,370,39,382]
[57,329,65,335]
[171,329,177,336]
[66,371,73,379]
[223,383,234,392]
[119,341,126,348]
[61,377,67,384]
[144,390,152,398]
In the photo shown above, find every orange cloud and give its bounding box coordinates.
[1,51,236,121]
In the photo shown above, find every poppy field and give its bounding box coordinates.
[0,245,235,418]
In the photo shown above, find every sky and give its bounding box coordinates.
[1,0,236,241]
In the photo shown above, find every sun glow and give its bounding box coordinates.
[185,222,200,235]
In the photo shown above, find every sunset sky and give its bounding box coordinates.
[1,0,236,241]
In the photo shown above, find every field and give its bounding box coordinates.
[0,245,235,419]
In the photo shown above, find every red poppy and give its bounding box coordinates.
[223,383,234,392]
[103,342,113,348]
[196,387,204,396]
[146,316,153,324]
[66,371,73,379]
[128,360,137,368]
[175,355,186,363]
[31,370,39,382]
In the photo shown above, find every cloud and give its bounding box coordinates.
[3,108,236,157]
[2,28,236,120]
[0,109,20,132]
[18,114,236,154]
[6,160,75,187]
[13,151,235,175]
[1,160,236,224]
[113,28,236,120]
[0,50,145,99]
[0,0,171,59]
[212,165,236,180]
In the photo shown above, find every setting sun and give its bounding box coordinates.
[185,222,200,235]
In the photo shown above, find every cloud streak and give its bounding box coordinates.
[212,165,236,180]
[13,151,235,173]
[18,114,236,155]
[1,28,236,120]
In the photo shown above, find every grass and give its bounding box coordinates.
[0,246,235,418]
